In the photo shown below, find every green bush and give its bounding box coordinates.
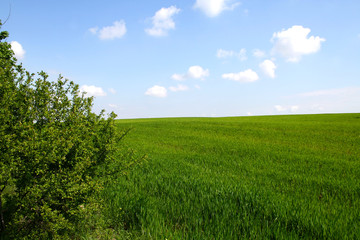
[0,21,133,239]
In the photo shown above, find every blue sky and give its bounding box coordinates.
[1,0,360,118]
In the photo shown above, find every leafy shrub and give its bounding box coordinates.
[0,21,134,239]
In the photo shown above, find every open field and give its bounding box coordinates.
[104,114,360,239]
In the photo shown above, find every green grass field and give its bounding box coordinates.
[103,113,360,239]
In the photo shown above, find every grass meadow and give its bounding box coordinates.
[102,113,360,239]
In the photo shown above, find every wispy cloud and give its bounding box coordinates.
[281,87,360,114]
[90,20,127,40]
[274,105,299,112]
[194,0,240,17]
[169,84,189,92]
[145,6,181,37]
[296,87,360,97]
[108,88,117,94]
[274,105,287,112]
[253,49,266,58]
[216,48,247,61]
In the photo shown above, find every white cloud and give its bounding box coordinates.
[274,105,287,112]
[217,49,234,58]
[291,105,299,112]
[222,69,259,83]
[275,105,299,112]
[171,73,186,81]
[145,6,180,37]
[10,41,26,60]
[169,84,189,92]
[259,59,276,78]
[271,25,325,62]
[145,85,167,98]
[90,20,127,40]
[109,104,118,108]
[80,85,107,97]
[194,0,240,17]
[188,65,209,79]
[216,48,247,61]
[172,65,209,81]
[253,49,265,58]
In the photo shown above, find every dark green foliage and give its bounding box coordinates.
[0,22,132,239]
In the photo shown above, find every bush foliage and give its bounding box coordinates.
[0,22,131,239]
